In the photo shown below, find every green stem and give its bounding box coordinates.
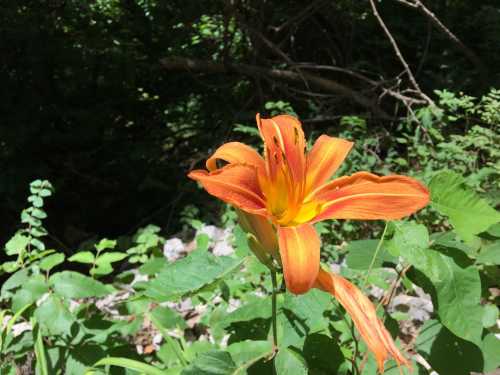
[363,222,389,287]
[270,269,278,350]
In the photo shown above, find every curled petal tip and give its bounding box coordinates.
[314,268,411,373]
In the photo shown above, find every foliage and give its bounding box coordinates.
[1,0,499,373]
[1,174,498,374]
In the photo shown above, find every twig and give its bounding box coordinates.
[159,56,391,118]
[368,0,434,106]
[394,0,486,78]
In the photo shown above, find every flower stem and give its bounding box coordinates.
[363,222,389,287]
[270,269,278,351]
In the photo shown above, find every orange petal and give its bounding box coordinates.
[206,142,265,173]
[188,164,267,215]
[277,224,320,294]
[314,268,411,373]
[310,172,429,222]
[256,114,306,186]
[306,135,354,193]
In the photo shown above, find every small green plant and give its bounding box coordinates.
[69,238,128,277]
[2,180,55,274]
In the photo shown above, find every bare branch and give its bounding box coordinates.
[159,56,391,119]
[368,0,434,105]
[394,0,486,76]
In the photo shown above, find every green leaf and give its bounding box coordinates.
[5,232,30,256]
[227,340,273,372]
[139,256,168,275]
[218,297,271,329]
[12,274,48,312]
[50,271,112,299]
[476,241,500,265]
[345,239,396,269]
[90,263,113,276]
[145,250,246,302]
[182,350,236,375]
[95,238,116,251]
[28,195,44,208]
[95,251,128,265]
[415,320,483,375]
[303,333,344,374]
[35,295,74,336]
[1,268,29,298]
[482,304,498,328]
[283,289,333,333]
[39,189,52,198]
[93,357,166,375]
[428,256,482,346]
[274,347,307,375]
[482,334,500,372]
[68,251,95,264]
[39,253,65,272]
[150,306,187,330]
[388,221,429,258]
[30,238,46,251]
[429,170,500,242]
[394,222,482,345]
[31,208,47,219]
[487,223,500,237]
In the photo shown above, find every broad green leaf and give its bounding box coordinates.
[95,251,128,265]
[39,253,65,272]
[182,350,236,375]
[145,250,246,302]
[476,241,500,265]
[5,232,29,256]
[429,171,500,242]
[303,333,344,375]
[50,271,112,299]
[482,334,500,372]
[227,340,273,373]
[487,223,500,237]
[12,274,48,312]
[139,256,168,275]
[35,295,74,336]
[430,231,474,254]
[415,320,483,375]
[68,251,95,264]
[388,221,429,258]
[92,357,165,375]
[394,222,482,345]
[283,289,332,333]
[150,306,187,330]
[218,297,271,329]
[65,344,106,375]
[1,268,29,298]
[345,239,396,269]
[274,347,307,375]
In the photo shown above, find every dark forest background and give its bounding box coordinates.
[2,0,499,252]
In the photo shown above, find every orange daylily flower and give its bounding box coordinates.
[188,114,429,372]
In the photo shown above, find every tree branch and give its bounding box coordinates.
[159,56,391,118]
[369,0,434,105]
[394,0,486,77]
